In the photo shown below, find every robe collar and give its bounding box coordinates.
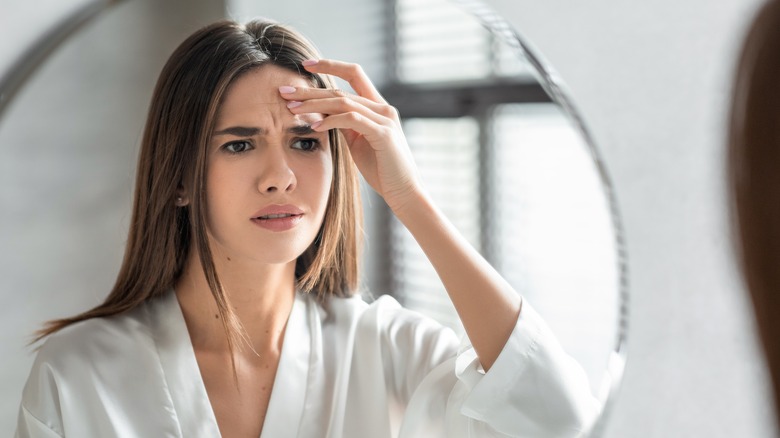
[148,289,312,438]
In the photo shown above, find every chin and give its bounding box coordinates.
[245,238,316,265]
[250,252,303,266]
[210,225,320,265]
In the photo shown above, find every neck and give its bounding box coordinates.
[174,243,297,356]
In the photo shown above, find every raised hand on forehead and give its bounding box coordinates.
[279,59,422,213]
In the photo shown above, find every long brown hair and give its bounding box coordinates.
[31,19,362,364]
[728,0,780,420]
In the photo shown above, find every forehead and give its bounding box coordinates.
[216,64,318,124]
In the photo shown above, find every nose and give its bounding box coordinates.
[257,147,297,194]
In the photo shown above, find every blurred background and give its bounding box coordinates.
[0,0,776,437]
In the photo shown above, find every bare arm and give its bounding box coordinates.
[392,191,521,371]
[282,58,522,371]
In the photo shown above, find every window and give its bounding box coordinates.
[385,0,551,335]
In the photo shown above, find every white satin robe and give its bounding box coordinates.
[15,289,600,437]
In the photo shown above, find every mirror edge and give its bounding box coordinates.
[0,0,125,120]
[449,0,631,435]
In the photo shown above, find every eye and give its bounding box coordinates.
[291,138,321,152]
[223,141,253,154]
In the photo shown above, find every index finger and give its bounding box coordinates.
[302,59,387,104]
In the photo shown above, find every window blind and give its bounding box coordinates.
[391,117,480,333]
[395,0,532,83]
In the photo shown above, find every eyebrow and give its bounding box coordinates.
[213,124,317,137]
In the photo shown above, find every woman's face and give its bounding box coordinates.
[204,64,332,265]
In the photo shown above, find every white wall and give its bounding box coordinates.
[487,0,779,436]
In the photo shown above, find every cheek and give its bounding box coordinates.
[312,155,334,211]
[206,164,228,205]
[204,161,245,225]
[295,153,333,221]
[203,170,226,232]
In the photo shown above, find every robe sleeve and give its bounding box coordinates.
[373,296,601,438]
[448,300,601,437]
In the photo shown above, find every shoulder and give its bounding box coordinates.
[323,292,399,313]
[20,302,157,429]
[316,292,458,346]
[315,292,406,326]
[33,302,154,374]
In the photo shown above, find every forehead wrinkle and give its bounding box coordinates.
[213,109,324,136]
[215,65,322,131]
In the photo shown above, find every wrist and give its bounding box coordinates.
[388,188,433,224]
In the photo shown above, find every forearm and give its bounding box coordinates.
[392,191,522,371]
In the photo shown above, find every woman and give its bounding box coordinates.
[15,19,599,437]
[729,0,780,425]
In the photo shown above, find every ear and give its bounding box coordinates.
[174,188,190,207]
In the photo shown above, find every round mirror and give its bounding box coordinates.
[0,0,627,434]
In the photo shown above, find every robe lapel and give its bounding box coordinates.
[150,290,221,437]
[259,291,312,438]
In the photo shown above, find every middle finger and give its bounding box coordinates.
[287,96,391,127]
[279,86,395,120]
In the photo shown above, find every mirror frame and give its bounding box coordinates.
[450,1,630,434]
[0,0,123,119]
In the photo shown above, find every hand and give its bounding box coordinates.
[279,59,423,213]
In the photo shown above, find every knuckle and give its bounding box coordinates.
[349,63,364,77]
[347,112,361,122]
[337,96,352,108]
[333,89,348,98]
[381,104,400,119]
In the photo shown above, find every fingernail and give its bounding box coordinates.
[302,59,319,66]
[286,101,303,109]
[311,120,323,129]
[279,86,296,94]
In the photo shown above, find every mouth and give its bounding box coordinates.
[253,213,303,220]
[250,204,305,231]
[250,213,304,232]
